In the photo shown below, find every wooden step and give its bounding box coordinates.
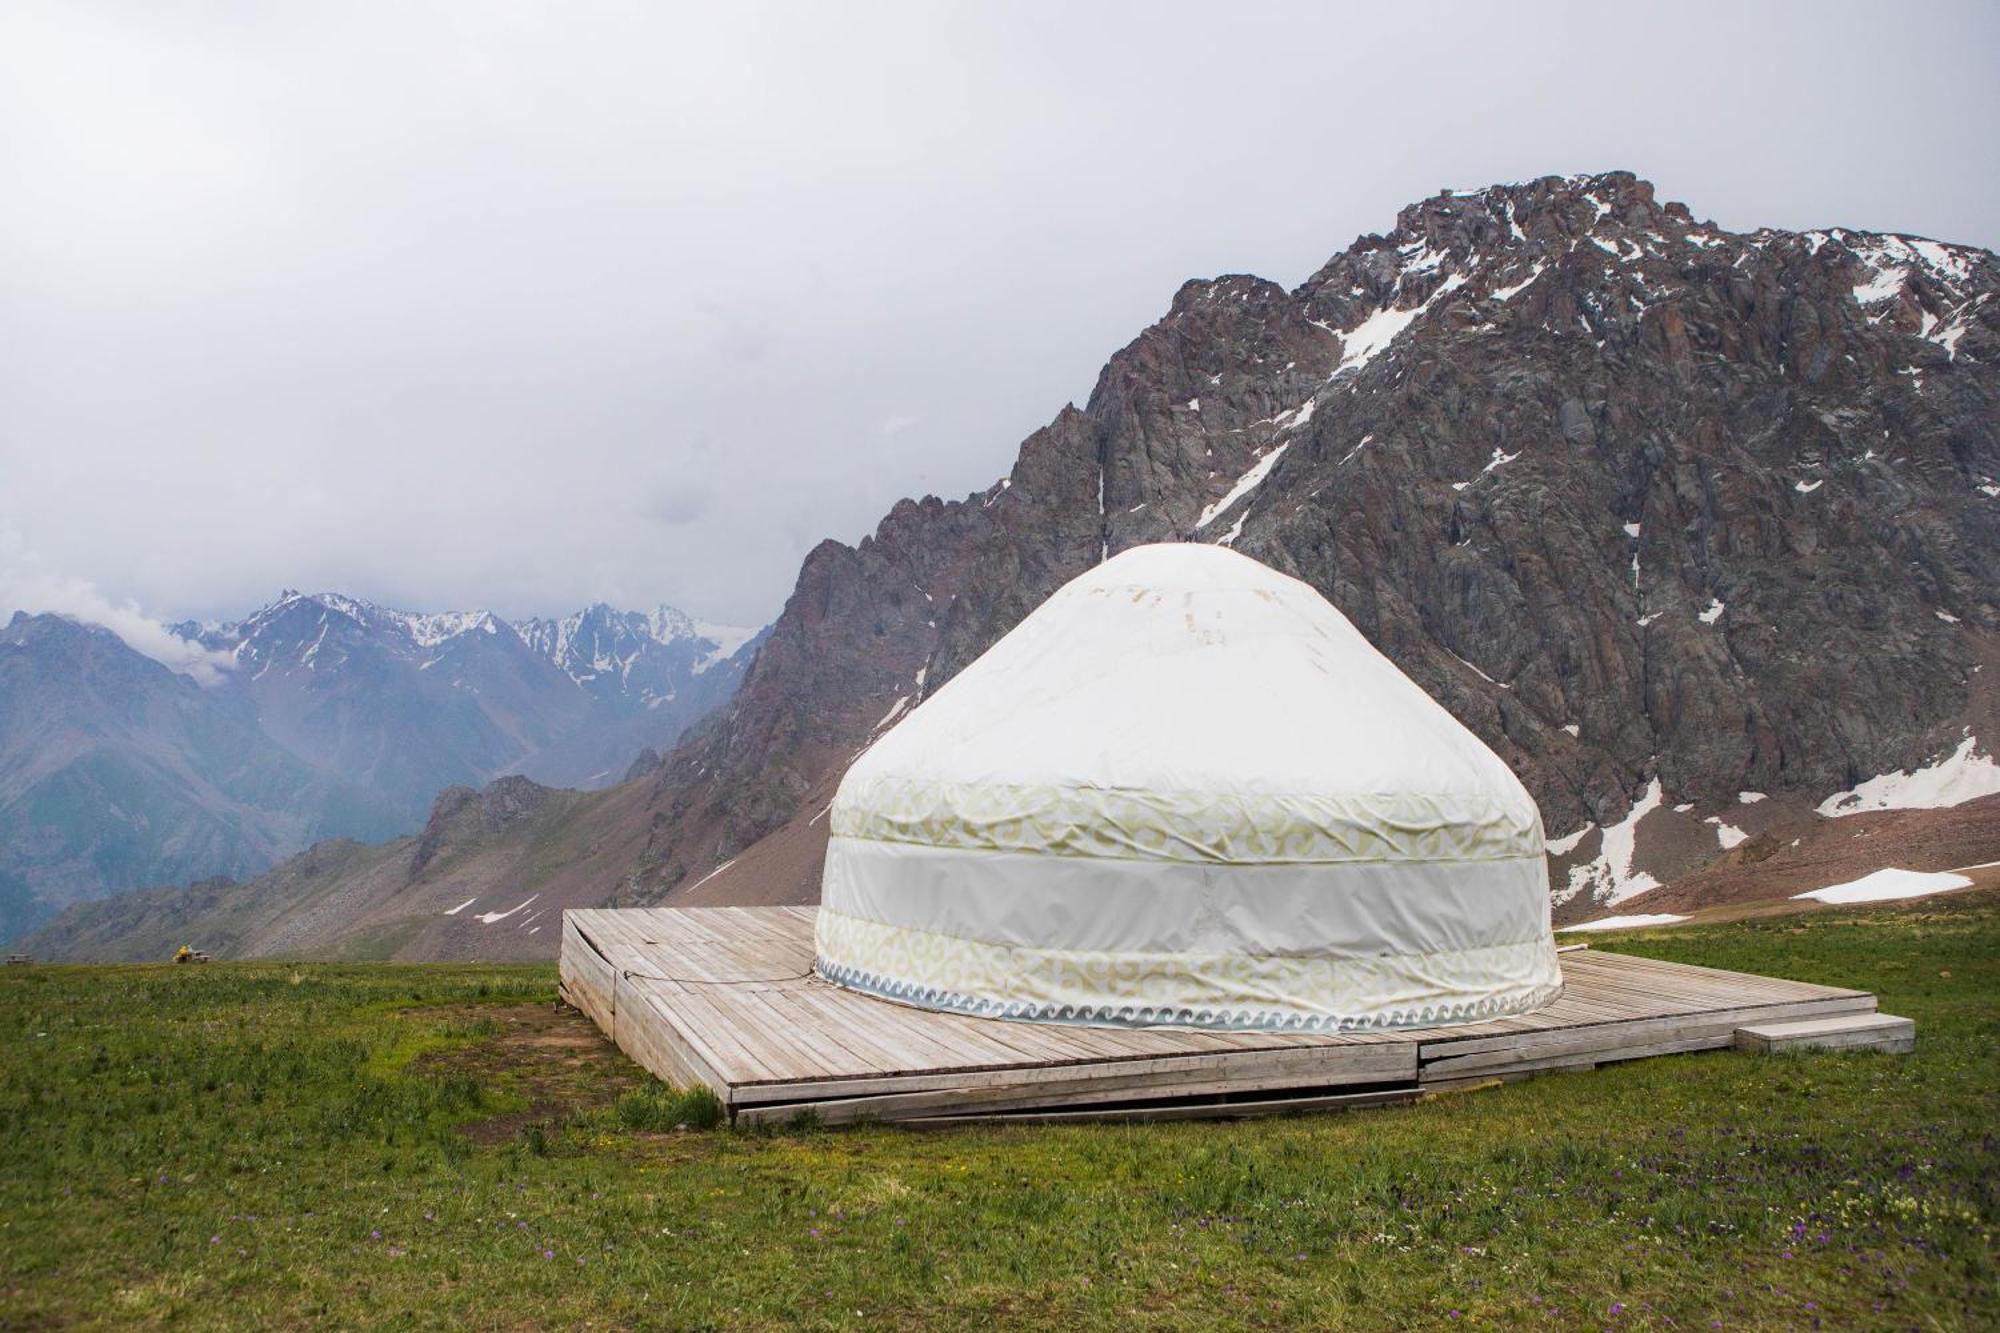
[1733,1012,1914,1055]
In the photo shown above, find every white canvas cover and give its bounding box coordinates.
[815,543,1562,1031]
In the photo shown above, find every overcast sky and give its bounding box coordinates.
[3,1,1996,642]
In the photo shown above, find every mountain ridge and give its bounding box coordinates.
[172,589,764,808]
[2,588,765,942]
[635,169,2000,917]
[27,170,2000,959]
[0,611,408,942]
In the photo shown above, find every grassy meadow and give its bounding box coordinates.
[2,893,1995,1329]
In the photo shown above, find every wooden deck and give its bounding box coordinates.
[560,906,1898,1125]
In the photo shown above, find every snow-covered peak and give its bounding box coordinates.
[646,604,700,646]
[391,608,503,647]
[508,603,761,696]
[193,591,761,700]
[512,602,717,663]
[1801,230,1992,358]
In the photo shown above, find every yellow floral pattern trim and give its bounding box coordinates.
[814,908,1563,1032]
[832,776,1541,865]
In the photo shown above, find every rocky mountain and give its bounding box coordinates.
[626,170,2000,920]
[0,592,759,944]
[177,593,762,819]
[507,604,762,791]
[0,612,406,943]
[29,171,2000,960]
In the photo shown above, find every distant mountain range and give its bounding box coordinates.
[174,592,760,808]
[0,593,762,942]
[25,170,2000,961]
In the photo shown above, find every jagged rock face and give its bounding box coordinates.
[642,172,1999,914]
[409,775,557,874]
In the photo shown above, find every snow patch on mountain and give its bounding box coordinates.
[1490,263,1544,303]
[1555,777,1664,907]
[1816,731,2000,817]
[1561,912,1688,933]
[1793,867,1973,906]
[1324,273,1467,375]
[398,609,500,647]
[1197,442,1292,530]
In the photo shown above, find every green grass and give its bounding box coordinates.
[2,896,1995,1329]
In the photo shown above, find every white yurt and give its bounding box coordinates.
[815,543,1562,1032]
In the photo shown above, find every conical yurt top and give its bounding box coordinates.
[815,542,1561,1032]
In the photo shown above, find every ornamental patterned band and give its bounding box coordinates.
[831,775,1542,866]
[814,907,1565,1033]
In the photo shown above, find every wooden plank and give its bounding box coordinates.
[1418,995,1877,1080]
[727,1026,1407,1107]
[1408,992,1872,1072]
[1559,950,1866,1002]
[633,982,796,1085]
[1418,1065,1594,1095]
[1433,1032,1738,1080]
[781,984,1035,1074]
[610,987,719,1094]
[1734,1013,1914,1054]
[558,914,616,1033]
[1419,988,1874,1061]
[900,1086,1420,1127]
[735,1041,1419,1126]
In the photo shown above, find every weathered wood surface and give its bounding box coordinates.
[1734,1012,1914,1054]
[559,906,1892,1125]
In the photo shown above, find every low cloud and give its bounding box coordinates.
[0,530,236,686]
